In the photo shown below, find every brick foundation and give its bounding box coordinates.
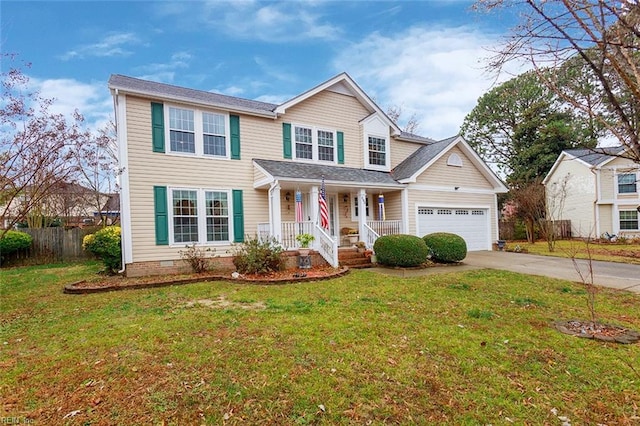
[125,250,328,278]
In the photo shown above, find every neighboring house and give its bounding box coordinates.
[543,147,640,238]
[109,73,507,277]
[0,181,109,229]
[94,193,120,225]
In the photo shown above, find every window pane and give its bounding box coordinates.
[203,134,226,156]
[618,174,637,193]
[368,136,386,166]
[202,112,225,135]
[169,108,194,131]
[170,130,195,153]
[172,190,198,243]
[295,126,313,159]
[205,191,229,242]
[620,210,638,230]
[318,130,334,162]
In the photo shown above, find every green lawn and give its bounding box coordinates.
[1,262,639,424]
[514,239,640,265]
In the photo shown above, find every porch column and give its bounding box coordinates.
[358,188,367,237]
[270,182,282,242]
[401,188,409,234]
[310,186,319,246]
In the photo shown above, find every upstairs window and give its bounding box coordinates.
[618,173,637,194]
[166,105,230,158]
[293,125,336,163]
[169,107,195,153]
[368,136,387,166]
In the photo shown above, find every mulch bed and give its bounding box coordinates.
[553,320,640,344]
[64,265,350,294]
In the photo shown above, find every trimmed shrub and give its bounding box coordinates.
[423,232,467,263]
[83,226,122,274]
[373,234,429,267]
[232,236,284,274]
[0,231,33,259]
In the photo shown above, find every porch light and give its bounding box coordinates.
[285,192,291,201]
[343,194,348,203]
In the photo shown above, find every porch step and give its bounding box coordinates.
[338,248,373,269]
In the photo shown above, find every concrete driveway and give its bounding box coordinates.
[371,251,640,294]
[464,251,640,294]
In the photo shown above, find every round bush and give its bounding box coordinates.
[83,226,122,274]
[0,230,33,256]
[373,234,429,267]
[423,232,467,263]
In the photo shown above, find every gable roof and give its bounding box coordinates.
[274,72,402,136]
[109,74,278,117]
[391,135,507,192]
[543,146,627,184]
[563,146,625,166]
[253,159,402,189]
[391,136,458,181]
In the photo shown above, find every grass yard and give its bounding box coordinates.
[515,239,640,265]
[1,262,639,425]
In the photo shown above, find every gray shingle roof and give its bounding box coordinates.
[391,135,458,181]
[253,159,401,186]
[564,147,625,166]
[108,74,277,116]
[397,131,436,145]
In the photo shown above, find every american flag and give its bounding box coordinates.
[295,190,303,223]
[319,177,329,230]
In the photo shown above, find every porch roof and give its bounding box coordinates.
[253,158,403,189]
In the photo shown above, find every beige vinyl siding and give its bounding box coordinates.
[125,96,269,262]
[546,157,596,237]
[599,167,615,201]
[598,205,613,236]
[414,146,494,190]
[275,91,371,168]
[606,156,640,201]
[406,189,497,241]
[381,191,402,223]
[391,139,422,169]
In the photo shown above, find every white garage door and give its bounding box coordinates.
[417,207,490,251]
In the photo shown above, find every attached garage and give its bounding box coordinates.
[417,207,491,251]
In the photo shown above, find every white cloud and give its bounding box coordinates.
[135,52,193,83]
[28,76,113,132]
[333,25,515,140]
[60,32,141,60]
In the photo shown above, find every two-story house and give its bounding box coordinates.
[544,147,640,238]
[109,73,507,277]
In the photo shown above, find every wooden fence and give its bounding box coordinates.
[499,219,571,241]
[2,227,96,266]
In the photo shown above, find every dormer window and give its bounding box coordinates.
[362,115,390,171]
[368,136,387,166]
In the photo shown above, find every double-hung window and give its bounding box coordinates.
[368,136,387,167]
[617,173,637,194]
[293,124,336,163]
[170,188,231,244]
[620,210,639,230]
[169,108,195,153]
[167,106,229,158]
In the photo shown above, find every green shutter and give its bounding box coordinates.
[151,102,165,153]
[154,186,169,245]
[282,123,292,159]
[232,190,244,243]
[337,131,344,164]
[230,114,240,160]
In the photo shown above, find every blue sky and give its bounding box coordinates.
[1,1,520,139]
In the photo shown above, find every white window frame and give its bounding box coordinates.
[168,187,233,246]
[351,194,371,221]
[619,210,639,231]
[292,123,337,164]
[617,173,637,194]
[165,104,230,160]
[365,133,389,171]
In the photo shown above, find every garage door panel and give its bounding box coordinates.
[418,207,489,251]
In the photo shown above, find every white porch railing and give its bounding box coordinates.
[368,220,401,236]
[257,221,314,250]
[363,223,379,249]
[315,223,339,267]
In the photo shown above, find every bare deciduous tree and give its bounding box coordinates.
[476,0,640,161]
[0,55,90,234]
